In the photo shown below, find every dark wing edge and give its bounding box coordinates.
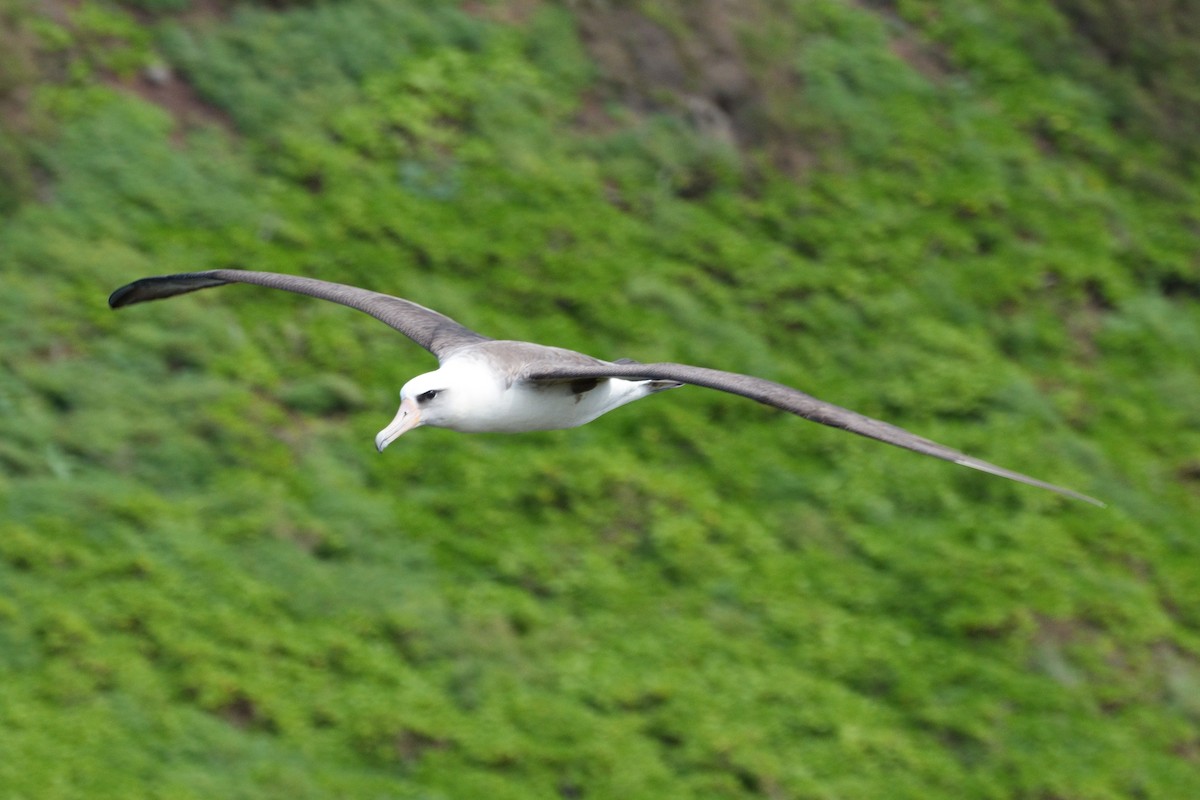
[524,361,1104,507]
[108,269,491,360]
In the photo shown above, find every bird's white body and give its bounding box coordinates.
[420,354,663,433]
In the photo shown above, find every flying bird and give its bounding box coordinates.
[108,270,1102,506]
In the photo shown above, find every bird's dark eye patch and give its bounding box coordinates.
[416,389,440,404]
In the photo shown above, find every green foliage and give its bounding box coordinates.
[159,0,487,137]
[2,1,1199,798]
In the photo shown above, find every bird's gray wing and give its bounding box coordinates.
[523,361,1103,506]
[108,270,490,360]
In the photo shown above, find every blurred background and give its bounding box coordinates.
[2,0,1199,797]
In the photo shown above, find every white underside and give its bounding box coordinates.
[450,377,652,432]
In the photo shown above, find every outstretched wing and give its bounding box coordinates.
[523,361,1103,506]
[108,269,490,360]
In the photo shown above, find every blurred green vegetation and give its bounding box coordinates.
[2,0,1199,797]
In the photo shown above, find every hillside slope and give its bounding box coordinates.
[1,1,1198,797]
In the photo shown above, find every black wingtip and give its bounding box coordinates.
[108,282,138,309]
[108,276,172,309]
[107,272,232,310]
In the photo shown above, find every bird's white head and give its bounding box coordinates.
[374,372,441,451]
[374,362,499,451]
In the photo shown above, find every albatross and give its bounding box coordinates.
[108,269,1102,506]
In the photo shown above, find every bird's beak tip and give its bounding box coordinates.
[374,422,407,453]
[375,399,421,452]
